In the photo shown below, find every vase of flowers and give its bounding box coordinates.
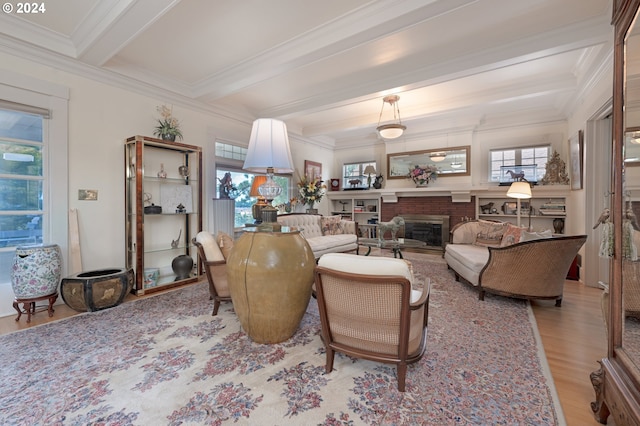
[408,164,438,187]
[298,173,326,212]
[153,105,183,141]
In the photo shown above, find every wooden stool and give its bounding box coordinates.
[13,292,58,323]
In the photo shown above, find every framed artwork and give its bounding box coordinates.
[304,160,322,179]
[569,130,584,190]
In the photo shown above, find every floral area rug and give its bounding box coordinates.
[0,252,563,425]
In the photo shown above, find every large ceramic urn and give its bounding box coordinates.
[226,230,315,344]
[11,244,62,299]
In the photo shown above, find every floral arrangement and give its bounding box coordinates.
[297,173,326,208]
[408,164,438,185]
[154,105,183,141]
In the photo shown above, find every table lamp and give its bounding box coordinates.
[249,175,268,223]
[243,118,294,224]
[506,181,532,227]
[364,165,377,188]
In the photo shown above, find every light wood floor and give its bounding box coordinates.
[1,279,609,426]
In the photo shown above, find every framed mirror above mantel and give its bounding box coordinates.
[386,146,470,179]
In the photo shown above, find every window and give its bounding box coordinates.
[214,142,292,227]
[489,146,550,183]
[0,107,46,282]
[342,161,376,189]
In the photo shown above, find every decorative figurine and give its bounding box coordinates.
[157,163,167,179]
[171,229,182,248]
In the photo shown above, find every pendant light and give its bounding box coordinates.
[376,95,406,139]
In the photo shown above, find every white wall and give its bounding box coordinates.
[0,51,252,317]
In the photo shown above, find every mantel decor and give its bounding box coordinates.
[540,150,569,185]
[408,164,438,187]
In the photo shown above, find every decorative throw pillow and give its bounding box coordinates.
[321,215,344,235]
[216,231,234,259]
[474,233,503,247]
[478,219,508,236]
[520,229,553,242]
[500,223,523,247]
[474,220,506,247]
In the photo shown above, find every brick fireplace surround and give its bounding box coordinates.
[379,196,477,249]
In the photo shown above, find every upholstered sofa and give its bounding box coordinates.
[444,220,587,305]
[276,213,358,259]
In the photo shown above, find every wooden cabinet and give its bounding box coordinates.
[125,135,202,295]
[327,194,380,237]
[590,1,640,424]
[476,191,568,233]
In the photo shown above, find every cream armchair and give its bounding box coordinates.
[193,231,232,316]
[314,253,430,392]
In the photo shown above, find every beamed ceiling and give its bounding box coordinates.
[0,0,612,148]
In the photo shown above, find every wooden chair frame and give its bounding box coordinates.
[193,238,232,315]
[314,266,429,392]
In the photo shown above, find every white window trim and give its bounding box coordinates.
[0,71,69,278]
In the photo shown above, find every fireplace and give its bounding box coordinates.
[401,214,450,251]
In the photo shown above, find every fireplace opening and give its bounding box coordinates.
[401,214,450,251]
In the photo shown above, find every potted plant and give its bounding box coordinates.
[153,105,183,141]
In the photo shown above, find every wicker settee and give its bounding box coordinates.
[276,213,358,259]
[444,220,587,306]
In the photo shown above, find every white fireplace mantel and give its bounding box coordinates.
[326,185,571,203]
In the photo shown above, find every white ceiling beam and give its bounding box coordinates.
[190,0,477,99]
[0,14,76,57]
[259,15,611,120]
[76,0,181,66]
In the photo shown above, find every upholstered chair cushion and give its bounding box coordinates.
[195,231,224,262]
[318,253,421,301]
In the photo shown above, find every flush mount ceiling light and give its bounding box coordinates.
[376,95,406,139]
[429,152,447,162]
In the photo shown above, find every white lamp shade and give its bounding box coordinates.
[363,165,377,175]
[506,181,532,199]
[243,118,294,173]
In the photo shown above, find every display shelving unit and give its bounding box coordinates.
[476,191,567,232]
[125,135,202,295]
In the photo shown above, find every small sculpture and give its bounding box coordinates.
[157,163,167,179]
[593,208,610,229]
[378,216,405,241]
[218,172,236,199]
[175,203,186,213]
[348,178,361,188]
[480,202,494,214]
[171,229,182,248]
[372,174,384,189]
[504,169,525,181]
